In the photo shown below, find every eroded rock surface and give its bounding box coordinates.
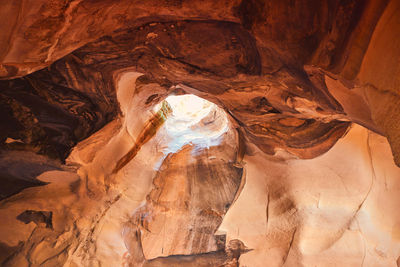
[1,0,400,266]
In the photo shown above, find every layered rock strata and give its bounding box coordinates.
[0,0,400,266]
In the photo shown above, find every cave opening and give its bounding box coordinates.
[120,93,244,262]
[155,94,230,155]
[2,1,400,265]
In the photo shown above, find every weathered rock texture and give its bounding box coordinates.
[0,0,400,266]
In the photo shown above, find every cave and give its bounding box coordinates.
[1,0,400,266]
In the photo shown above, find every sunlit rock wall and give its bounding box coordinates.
[1,0,400,266]
[221,124,400,266]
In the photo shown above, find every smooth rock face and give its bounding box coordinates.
[0,1,400,266]
[135,142,242,259]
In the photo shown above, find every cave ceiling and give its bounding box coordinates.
[1,0,400,266]
[2,0,399,163]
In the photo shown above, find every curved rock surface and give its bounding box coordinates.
[0,0,400,266]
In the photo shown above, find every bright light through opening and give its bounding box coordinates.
[167,94,213,127]
[154,94,229,154]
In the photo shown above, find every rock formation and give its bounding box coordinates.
[0,0,400,266]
